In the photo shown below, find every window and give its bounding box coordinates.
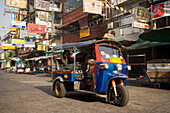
[64,0,83,15]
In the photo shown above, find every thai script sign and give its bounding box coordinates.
[20,30,37,39]
[4,8,27,15]
[151,1,170,20]
[83,0,102,15]
[12,21,26,28]
[12,39,25,47]
[28,23,46,34]
[5,0,27,9]
[24,42,35,47]
[2,44,15,50]
[132,21,149,29]
[80,28,90,38]
[134,6,150,22]
[37,45,46,51]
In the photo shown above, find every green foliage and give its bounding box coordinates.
[5,51,15,62]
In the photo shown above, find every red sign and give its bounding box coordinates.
[151,1,170,20]
[28,23,45,34]
[133,21,149,29]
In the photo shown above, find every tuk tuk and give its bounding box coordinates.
[51,39,131,106]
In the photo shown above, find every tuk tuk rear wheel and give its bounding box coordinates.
[110,84,129,107]
[54,81,66,98]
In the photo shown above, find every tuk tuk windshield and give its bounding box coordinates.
[98,45,121,59]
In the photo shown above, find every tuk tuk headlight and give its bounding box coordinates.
[116,64,122,71]
[98,63,109,70]
[127,65,131,70]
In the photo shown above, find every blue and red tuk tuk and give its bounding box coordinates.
[51,39,131,106]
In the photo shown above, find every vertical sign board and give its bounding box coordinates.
[151,1,170,20]
[83,0,102,15]
[28,23,46,34]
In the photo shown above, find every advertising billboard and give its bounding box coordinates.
[12,21,26,28]
[5,0,27,9]
[28,23,46,34]
[151,1,170,20]
[83,0,102,15]
[34,0,61,12]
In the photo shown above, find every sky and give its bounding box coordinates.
[0,0,11,38]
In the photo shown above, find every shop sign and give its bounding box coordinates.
[4,8,18,14]
[5,0,27,9]
[35,17,51,28]
[28,23,46,34]
[10,24,17,31]
[24,42,35,47]
[134,6,150,22]
[12,39,25,45]
[151,1,170,20]
[2,44,15,50]
[20,30,37,39]
[37,45,46,51]
[34,0,60,12]
[83,0,102,15]
[4,8,27,15]
[36,11,51,21]
[132,21,149,29]
[12,21,26,28]
[80,28,90,38]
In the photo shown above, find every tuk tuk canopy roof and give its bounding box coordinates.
[53,39,122,51]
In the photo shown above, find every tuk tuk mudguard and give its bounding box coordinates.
[96,63,128,93]
[52,72,77,91]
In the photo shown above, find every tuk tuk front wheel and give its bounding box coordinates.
[110,84,129,107]
[54,81,66,98]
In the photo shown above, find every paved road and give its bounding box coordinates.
[0,71,170,113]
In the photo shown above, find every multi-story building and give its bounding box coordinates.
[58,0,108,43]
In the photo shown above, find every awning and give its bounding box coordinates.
[139,28,170,42]
[26,56,52,61]
[0,60,6,63]
[125,39,170,50]
[45,50,64,54]
[57,14,88,29]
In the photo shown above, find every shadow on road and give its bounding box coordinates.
[35,86,107,103]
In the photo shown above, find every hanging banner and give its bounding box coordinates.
[151,1,170,20]
[12,21,26,28]
[28,23,46,34]
[20,30,37,39]
[5,0,27,9]
[80,28,90,38]
[83,0,102,15]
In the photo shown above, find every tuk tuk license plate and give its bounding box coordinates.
[110,57,122,64]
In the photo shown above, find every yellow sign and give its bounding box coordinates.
[80,28,90,38]
[110,57,122,64]
[3,46,15,50]
[12,39,25,44]
[5,0,27,9]
[64,74,68,79]
[37,45,46,51]
[11,24,17,31]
